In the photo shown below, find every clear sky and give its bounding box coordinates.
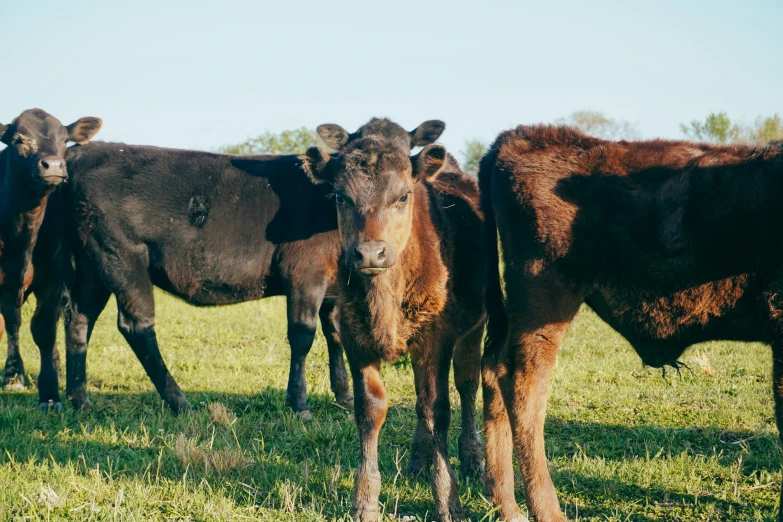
[2,0,781,157]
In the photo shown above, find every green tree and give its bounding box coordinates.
[461,139,487,176]
[555,110,639,140]
[219,127,316,155]
[680,112,742,144]
[747,114,783,144]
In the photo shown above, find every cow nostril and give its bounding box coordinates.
[353,248,363,262]
[40,160,49,170]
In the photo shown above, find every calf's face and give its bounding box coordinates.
[303,138,446,276]
[0,109,101,193]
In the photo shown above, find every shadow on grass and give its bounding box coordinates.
[0,387,779,520]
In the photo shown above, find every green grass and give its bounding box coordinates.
[0,292,780,521]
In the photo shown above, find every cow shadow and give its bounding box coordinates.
[1,387,779,519]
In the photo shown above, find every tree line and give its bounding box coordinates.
[219,111,783,176]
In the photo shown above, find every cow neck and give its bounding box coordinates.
[343,184,448,362]
[0,150,49,265]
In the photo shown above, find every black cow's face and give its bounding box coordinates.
[0,109,101,193]
[316,118,446,153]
[302,138,446,277]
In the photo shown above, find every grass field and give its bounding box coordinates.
[0,290,780,521]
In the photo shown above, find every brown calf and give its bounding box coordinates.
[479,124,783,521]
[303,138,485,521]
[0,109,101,407]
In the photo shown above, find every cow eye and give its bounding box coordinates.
[63,137,69,144]
[399,192,409,204]
[334,193,345,206]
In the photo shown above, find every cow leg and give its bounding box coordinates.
[65,265,110,411]
[453,322,484,480]
[483,336,524,521]
[413,341,464,521]
[773,341,783,522]
[285,284,325,420]
[2,291,26,390]
[504,276,582,522]
[407,372,434,477]
[349,353,388,522]
[31,285,63,410]
[318,299,353,408]
[115,280,188,413]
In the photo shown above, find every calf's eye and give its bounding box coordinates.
[335,193,345,205]
[399,193,409,204]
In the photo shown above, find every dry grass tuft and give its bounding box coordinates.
[692,350,715,376]
[175,434,251,475]
[208,402,236,427]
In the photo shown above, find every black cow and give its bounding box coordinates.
[0,109,101,410]
[58,118,445,416]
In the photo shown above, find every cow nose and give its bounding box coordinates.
[38,157,67,181]
[352,241,396,273]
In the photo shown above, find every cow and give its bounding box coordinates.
[479,124,783,521]
[302,136,485,521]
[57,118,445,418]
[0,109,101,410]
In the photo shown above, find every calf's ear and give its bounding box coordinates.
[317,124,351,151]
[412,144,447,182]
[67,117,102,145]
[410,120,446,147]
[301,147,335,184]
[0,123,10,145]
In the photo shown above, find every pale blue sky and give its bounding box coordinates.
[2,0,781,157]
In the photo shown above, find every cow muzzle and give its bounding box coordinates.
[350,240,396,275]
[37,156,68,186]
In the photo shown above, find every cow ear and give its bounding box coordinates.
[0,123,9,145]
[410,120,446,147]
[67,117,102,145]
[317,124,351,151]
[301,146,335,185]
[412,144,447,182]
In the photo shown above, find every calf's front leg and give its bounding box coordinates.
[349,354,388,522]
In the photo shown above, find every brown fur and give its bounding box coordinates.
[303,138,485,521]
[480,124,783,521]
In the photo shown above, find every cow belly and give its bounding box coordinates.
[149,244,275,306]
[586,275,763,366]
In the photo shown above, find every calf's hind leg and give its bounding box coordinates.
[773,342,783,522]
[503,276,582,522]
[453,323,484,480]
[319,299,353,408]
[31,285,64,410]
[285,283,325,420]
[64,266,111,411]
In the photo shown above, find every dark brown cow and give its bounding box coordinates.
[0,109,101,408]
[303,138,485,521]
[479,124,783,521]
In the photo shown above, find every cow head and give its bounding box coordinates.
[0,109,102,194]
[316,118,445,153]
[302,137,447,276]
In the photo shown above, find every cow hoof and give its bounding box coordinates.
[296,410,313,422]
[74,398,93,413]
[336,394,354,409]
[4,374,26,391]
[351,505,379,522]
[459,435,485,480]
[38,401,63,413]
[406,456,431,478]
